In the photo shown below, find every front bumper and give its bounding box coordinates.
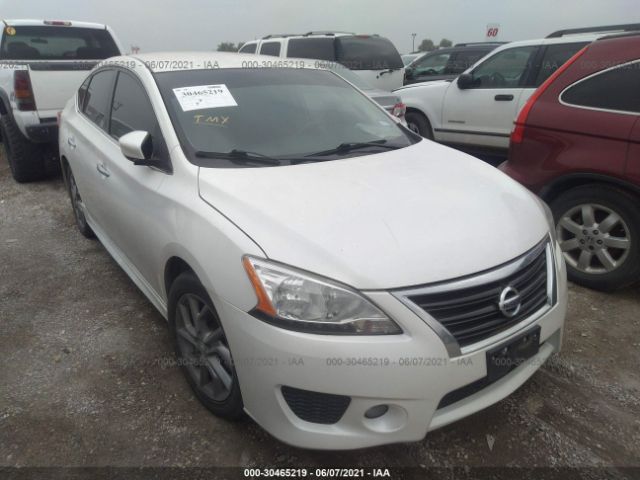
[216,243,568,450]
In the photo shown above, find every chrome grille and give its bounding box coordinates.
[400,239,552,349]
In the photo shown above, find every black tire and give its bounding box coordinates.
[405,111,434,140]
[550,184,640,291]
[168,272,244,420]
[0,115,46,183]
[62,161,95,239]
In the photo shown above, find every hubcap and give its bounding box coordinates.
[556,203,631,274]
[175,293,234,402]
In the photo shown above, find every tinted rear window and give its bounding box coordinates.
[561,61,640,114]
[287,38,336,61]
[335,36,403,70]
[534,42,587,86]
[0,26,120,60]
[260,42,281,57]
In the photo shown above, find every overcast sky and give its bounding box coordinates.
[0,0,635,53]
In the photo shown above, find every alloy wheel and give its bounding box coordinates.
[175,293,234,402]
[556,203,631,274]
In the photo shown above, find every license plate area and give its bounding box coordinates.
[486,326,541,383]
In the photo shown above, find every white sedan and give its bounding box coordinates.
[59,52,567,450]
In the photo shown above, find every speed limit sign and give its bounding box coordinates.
[486,23,500,39]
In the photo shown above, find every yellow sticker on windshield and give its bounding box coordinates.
[5,26,16,36]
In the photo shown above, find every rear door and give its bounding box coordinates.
[1,25,120,118]
[438,45,538,149]
[65,68,117,228]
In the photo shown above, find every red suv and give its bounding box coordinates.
[500,33,640,291]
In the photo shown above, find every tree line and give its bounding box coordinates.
[417,38,453,52]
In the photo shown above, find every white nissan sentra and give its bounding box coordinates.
[59,52,567,450]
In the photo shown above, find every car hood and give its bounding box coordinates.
[198,141,549,290]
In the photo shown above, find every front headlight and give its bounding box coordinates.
[242,256,402,335]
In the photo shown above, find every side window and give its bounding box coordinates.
[445,50,486,75]
[561,61,640,114]
[534,42,587,86]
[77,76,91,111]
[82,69,117,130]
[239,43,256,54]
[471,46,537,88]
[259,42,281,57]
[109,71,158,139]
[413,53,451,76]
[287,38,336,61]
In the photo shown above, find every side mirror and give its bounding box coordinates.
[404,67,414,79]
[119,130,153,164]
[457,73,475,90]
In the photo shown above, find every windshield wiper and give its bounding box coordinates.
[195,149,281,166]
[302,140,401,159]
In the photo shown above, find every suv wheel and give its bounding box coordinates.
[551,185,640,291]
[405,111,434,140]
[168,272,244,420]
[0,115,46,183]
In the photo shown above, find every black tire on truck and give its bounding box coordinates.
[0,115,46,183]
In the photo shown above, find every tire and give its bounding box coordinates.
[405,111,434,140]
[63,162,95,239]
[168,272,244,420]
[550,184,640,291]
[0,115,46,182]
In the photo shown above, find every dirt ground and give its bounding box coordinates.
[1,150,639,478]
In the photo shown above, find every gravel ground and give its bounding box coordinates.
[1,150,639,478]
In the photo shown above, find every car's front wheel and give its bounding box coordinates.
[405,111,434,140]
[168,272,244,419]
[551,184,640,291]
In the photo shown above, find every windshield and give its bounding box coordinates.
[335,36,404,70]
[0,26,119,60]
[156,68,415,168]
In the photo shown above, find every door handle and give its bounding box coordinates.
[494,94,514,101]
[96,163,110,178]
[67,137,77,149]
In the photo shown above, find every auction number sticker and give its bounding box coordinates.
[173,84,237,111]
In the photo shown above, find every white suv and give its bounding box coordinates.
[59,52,567,450]
[396,24,639,154]
[239,32,405,90]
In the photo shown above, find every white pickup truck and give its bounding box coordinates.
[0,19,122,182]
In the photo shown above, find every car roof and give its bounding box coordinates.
[127,52,325,73]
[3,19,108,29]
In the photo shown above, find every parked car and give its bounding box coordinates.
[60,52,567,450]
[395,24,640,156]
[500,33,640,291]
[403,43,504,85]
[238,32,405,90]
[401,52,422,65]
[322,61,406,123]
[0,19,122,182]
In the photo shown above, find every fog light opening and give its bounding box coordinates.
[364,404,389,419]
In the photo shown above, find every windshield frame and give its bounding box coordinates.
[154,67,419,169]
